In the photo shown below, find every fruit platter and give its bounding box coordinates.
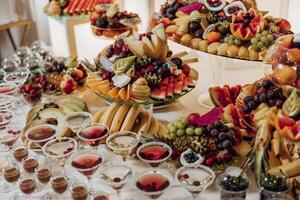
[208,76,300,197]
[86,24,199,106]
[21,97,88,150]
[90,4,141,38]
[264,34,300,88]
[154,0,293,61]
[19,57,88,103]
[44,0,113,17]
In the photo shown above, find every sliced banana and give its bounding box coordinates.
[110,104,131,133]
[158,123,168,138]
[92,107,107,124]
[100,102,121,129]
[120,105,142,131]
[137,111,151,134]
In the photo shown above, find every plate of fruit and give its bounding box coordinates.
[155,0,292,61]
[86,24,199,106]
[90,4,141,38]
[19,57,88,102]
[153,107,253,172]
[264,34,300,91]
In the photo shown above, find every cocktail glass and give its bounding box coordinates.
[0,124,21,151]
[43,137,77,167]
[175,165,215,200]
[25,124,57,148]
[137,142,172,168]
[0,95,15,110]
[99,161,135,199]
[69,149,105,194]
[77,123,109,149]
[106,131,140,161]
[70,181,89,200]
[0,110,14,126]
[18,173,37,200]
[135,170,171,200]
[64,111,92,133]
[0,82,17,95]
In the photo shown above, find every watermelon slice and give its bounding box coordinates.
[186,76,196,88]
[161,77,169,86]
[150,86,167,101]
[167,76,174,99]
[196,107,224,126]
[174,80,183,95]
[183,77,188,91]
[209,87,228,107]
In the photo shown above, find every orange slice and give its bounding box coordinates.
[107,87,119,98]
[118,88,127,100]
[126,84,131,100]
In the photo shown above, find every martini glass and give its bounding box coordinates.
[0,95,15,110]
[64,111,92,134]
[0,110,14,127]
[0,82,17,95]
[99,161,135,199]
[69,149,105,194]
[106,131,140,161]
[135,170,171,200]
[77,123,109,149]
[137,142,172,168]
[25,124,57,148]
[43,137,77,167]
[175,165,216,200]
[0,124,21,152]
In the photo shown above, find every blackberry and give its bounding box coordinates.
[96,16,108,28]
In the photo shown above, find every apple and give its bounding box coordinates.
[275,18,291,31]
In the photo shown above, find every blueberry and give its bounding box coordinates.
[243,105,251,114]
[218,143,225,150]
[262,80,273,89]
[223,140,232,149]
[247,101,257,110]
[259,93,267,103]
[266,90,274,99]
[171,57,182,68]
[210,129,219,137]
[214,120,223,129]
[268,99,276,107]
[218,132,227,141]
[243,96,254,104]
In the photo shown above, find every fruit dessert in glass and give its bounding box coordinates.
[70,182,89,200]
[77,124,109,149]
[19,84,43,105]
[0,125,21,150]
[22,155,39,174]
[64,111,92,133]
[12,145,28,162]
[35,162,52,187]
[175,165,215,200]
[90,4,140,38]
[3,162,20,192]
[25,124,57,148]
[216,173,250,200]
[51,172,69,198]
[18,173,37,200]
[137,142,172,168]
[43,137,77,167]
[264,34,300,87]
[135,170,171,199]
[99,161,134,198]
[106,131,140,161]
[70,149,104,194]
[259,175,289,200]
[92,191,109,200]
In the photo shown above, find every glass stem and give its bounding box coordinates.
[87,176,93,194]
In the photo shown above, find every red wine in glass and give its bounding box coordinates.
[71,154,102,176]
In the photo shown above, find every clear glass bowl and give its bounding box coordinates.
[91,25,138,39]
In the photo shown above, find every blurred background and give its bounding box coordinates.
[0,0,299,60]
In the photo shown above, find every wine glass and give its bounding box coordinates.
[99,161,135,199]
[77,123,109,150]
[18,173,37,200]
[16,46,32,65]
[51,169,69,198]
[136,141,172,168]
[64,111,92,134]
[0,124,21,153]
[69,149,105,194]
[106,131,140,161]
[70,181,89,200]
[135,170,172,200]
[175,165,216,200]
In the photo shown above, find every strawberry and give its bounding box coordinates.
[205,157,215,166]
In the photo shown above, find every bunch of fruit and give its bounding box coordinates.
[267,34,300,88]
[92,102,167,136]
[19,84,43,104]
[86,24,198,105]
[90,4,140,38]
[166,109,244,167]
[44,0,112,16]
[19,57,87,99]
[158,0,292,61]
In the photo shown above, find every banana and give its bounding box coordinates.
[110,104,131,133]
[100,102,121,129]
[148,116,160,136]
[92,107,107,124]
[137,111,151,134]
[120,105,142,131]
[158,123,168,138]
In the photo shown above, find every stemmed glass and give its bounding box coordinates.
[0,124,21,153]
[175,165,216,200]
[135,170,171,200]
[25,124,57,149]
[0,82,17,95]
[136,142,172,168]
[64,111,92,134]
[18,173,37,200]
[77,123,109,150]
[106,131,140,161]
[99,161,135,199]
[16,46,32,65]
[69,149,105,194]
[1,58,19,73]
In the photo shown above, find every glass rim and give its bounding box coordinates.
[25,124,57,143]
[77,123,109,142]
[0,82,17,95]
[216,173,250,194]
[42,137,78,158]
[136,141,172,164]
[69,149,105,172]
[106,131,140,151]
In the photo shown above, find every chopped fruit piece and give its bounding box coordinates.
[207,32,222,43]
[107,87,119,98]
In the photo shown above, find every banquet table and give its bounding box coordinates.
[0,42,266,200]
